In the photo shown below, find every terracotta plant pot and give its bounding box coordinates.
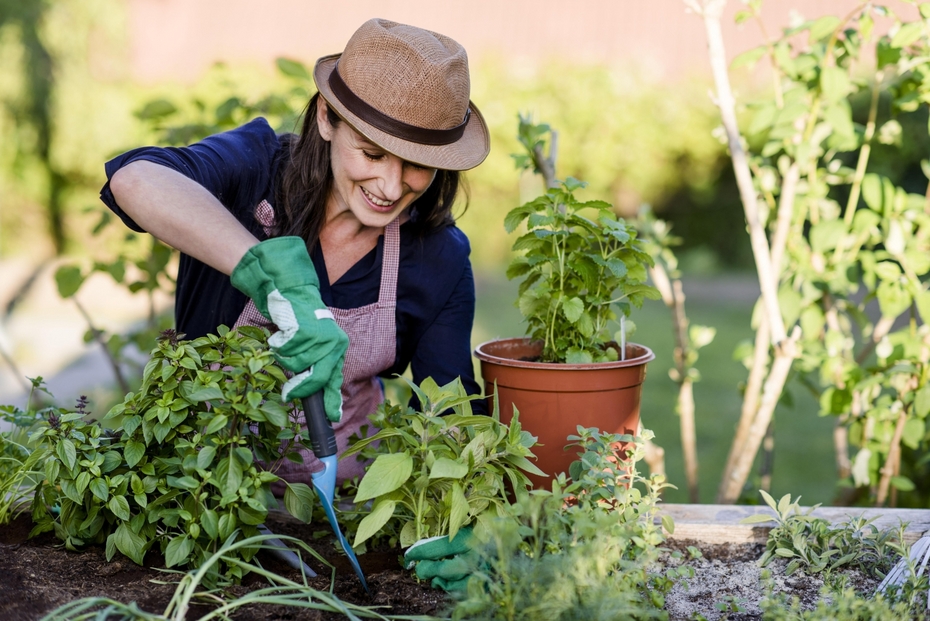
[474,337,655,489]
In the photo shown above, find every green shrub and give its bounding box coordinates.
[28,326,320,582]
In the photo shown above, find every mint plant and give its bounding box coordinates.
[505,175,659,364]
[28,326,319,582]
[342,377,544,549]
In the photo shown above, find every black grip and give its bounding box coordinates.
[301,391,337,458]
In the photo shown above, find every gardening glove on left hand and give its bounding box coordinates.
[230,236,348,422]
[404,526,477,592]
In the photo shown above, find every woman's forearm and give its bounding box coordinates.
[109,160,260,275]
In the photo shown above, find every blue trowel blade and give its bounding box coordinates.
[312,454,371,595]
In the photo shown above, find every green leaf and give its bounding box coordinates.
[219,513,236,540]
[809,15,841,41]
[259,402,289,428]
[400,520,418,548]
[90,478,109,502]
[561,297,585,323]
[165,535,193,568]
[44,459,59,486]
[237,503,266,525]
[284,482,315,524]
[223,456,243,498]
[57,439,77,471]
[448,482,469,541]
[775,548,795,558]
[124,440,145,468]
[201,509,219,539]
[820,66,849,103]
[565,348,593,364]
[108,495,131,521]
[915,384,930,418]
[205,414,229,435]
[114,523,146,565]
[354,452,413,503]
[740,513,778,525]
[429,457,468,479]
[154,421,172,443]
[353,498,396,547]
[75,471,90,495]
[901,418,925,450]
[276,57,312,80]
[877,36,901,68]
[877,280,910,318]
[777,286,803,329]
[168,476,200,490]
[890,475,916,492]
[731,45,767,70]
[135,98,177,120]
[188,387,224,402]
[54,265,85,298]
[504,454,546,477]
[122,415,142,436]
[891,22,923,49]
[914,291,930,327]
[809,220,847,253]
[861,173,884,211]
[197,446,217,470]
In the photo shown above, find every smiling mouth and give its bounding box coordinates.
[362,187,396,209]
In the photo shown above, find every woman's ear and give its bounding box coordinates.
[317,98,335,141]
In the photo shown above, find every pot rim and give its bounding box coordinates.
[474,337,655,370]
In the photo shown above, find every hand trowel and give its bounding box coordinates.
[301,391,370,595]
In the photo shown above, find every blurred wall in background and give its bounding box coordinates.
[125,0,917,84]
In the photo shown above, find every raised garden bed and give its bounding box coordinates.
[659,504,930,620]
[3,503,926,620]
[0,509,444,620]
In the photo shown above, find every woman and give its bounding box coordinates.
[100,18,490,486]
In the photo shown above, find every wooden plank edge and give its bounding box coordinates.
[657,503,930,546]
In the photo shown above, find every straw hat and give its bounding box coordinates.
[314,18,490,171]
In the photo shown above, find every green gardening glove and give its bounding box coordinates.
[230,236,348,422]
[404,526,477,592]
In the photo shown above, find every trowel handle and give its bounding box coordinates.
[301,391,337,459]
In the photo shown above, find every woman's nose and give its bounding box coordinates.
[378,156,404,200]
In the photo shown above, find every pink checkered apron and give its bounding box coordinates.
[234,200,399,489]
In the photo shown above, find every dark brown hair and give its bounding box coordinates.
[273,93,465,249]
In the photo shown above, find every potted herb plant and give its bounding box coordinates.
[475,144,659,486]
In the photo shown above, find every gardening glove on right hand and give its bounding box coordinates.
[404,526,477,592]
[230,236,348,422]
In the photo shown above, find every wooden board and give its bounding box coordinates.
[658,503,930,546]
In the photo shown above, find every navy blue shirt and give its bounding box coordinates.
[99,118,485,411]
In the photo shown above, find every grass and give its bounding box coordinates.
[472,270,838,506]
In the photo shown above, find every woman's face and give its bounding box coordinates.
[317,100,437,229]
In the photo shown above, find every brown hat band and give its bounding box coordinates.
[328,62,471,147]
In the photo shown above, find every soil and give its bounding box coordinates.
[661,539,882,620]
[0,511,447,620]
[0,514,885,621]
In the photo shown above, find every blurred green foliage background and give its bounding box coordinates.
[3,0,927,505]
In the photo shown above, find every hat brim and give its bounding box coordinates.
[314,54,490,171]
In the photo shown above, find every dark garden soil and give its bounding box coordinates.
[0,510,447,620]
[0,512,889,621]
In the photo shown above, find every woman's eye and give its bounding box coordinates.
[363,151,384,161]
